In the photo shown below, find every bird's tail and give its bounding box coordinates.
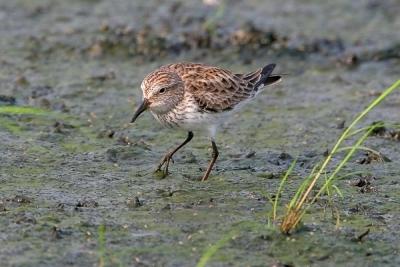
[243,64,282,92]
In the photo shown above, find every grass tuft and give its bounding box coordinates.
[280,79,400,234]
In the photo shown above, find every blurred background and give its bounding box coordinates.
[1,1,399,266]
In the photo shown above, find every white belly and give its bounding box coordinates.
[152,109,226,139]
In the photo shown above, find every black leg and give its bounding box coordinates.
[156,131,194,177]
[201,140,219,181]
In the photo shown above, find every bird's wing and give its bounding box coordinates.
[165,63,257,112]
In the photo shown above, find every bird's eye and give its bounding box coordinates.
[159,88,166,94]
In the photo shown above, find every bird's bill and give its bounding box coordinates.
[131,99,149,123]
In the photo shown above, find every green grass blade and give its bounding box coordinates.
[98,224,106,267]
[336,145,382,156]
[196,230,237,267]
[332,185,343,198]
[273,159,296,220]
[311,125,377,203]
[334,171,366,180]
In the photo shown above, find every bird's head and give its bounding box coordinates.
[131,71,184,123]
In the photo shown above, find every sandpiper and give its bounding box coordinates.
[131,62,281,181]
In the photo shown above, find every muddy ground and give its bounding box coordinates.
[0,0,400,266]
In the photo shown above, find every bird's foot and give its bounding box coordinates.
[154,169,169,179]
[154,153,174,178]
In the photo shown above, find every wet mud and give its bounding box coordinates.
[1,0,399,266]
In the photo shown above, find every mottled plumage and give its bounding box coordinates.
[131,62,281,181]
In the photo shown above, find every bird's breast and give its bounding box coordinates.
[151,101,219,132]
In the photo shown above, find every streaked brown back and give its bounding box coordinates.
[161,63,264,112]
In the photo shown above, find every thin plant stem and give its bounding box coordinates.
[311,126,377,204]
[336,146,382,157]
[273,159,296,221]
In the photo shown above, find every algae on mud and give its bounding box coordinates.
[1,0,400,266]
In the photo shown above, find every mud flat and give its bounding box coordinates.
[0,0,399,266]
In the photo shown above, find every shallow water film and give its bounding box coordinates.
[1,0,400,266]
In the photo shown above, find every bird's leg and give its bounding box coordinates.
[201,140,219,181]
[156,131,194,177]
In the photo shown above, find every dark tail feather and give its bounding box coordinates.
[254,64,281,91]
[264,75,282,85]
